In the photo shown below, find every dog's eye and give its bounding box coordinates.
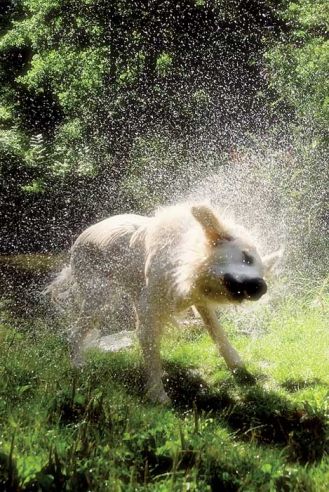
[242,251,254,265]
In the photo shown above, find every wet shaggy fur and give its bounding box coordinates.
[47,203,279,404]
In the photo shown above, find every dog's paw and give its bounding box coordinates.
[232,367,257,386]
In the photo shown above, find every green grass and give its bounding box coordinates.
[0,294,328,491]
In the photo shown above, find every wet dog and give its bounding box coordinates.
[47,203,281,404]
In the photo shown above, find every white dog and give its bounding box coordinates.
[47,203,280,404]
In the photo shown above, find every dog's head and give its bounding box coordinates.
[191,204,282,304]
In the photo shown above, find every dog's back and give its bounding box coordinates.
[71,214,149,298]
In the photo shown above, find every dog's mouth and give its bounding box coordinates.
[229,290,245,302]
[202,283,227,300]
[202,284,244,304]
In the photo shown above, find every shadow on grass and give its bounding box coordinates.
[2,358,325,491]
[164,361,327,464]
[281,377,329,393]
[0,450,19,491]
[83,356,327,465]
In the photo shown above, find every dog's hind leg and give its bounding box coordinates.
[68,280,105,366]
[196,305,244,370]
[136,295,170,405]
[69,275,134,364]
[68,299,97,367]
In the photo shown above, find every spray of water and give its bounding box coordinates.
[2,127,326,345]
[117,132,328,336]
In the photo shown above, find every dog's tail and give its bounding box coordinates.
[43,264,76,310]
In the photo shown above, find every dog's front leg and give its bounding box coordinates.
[136,299,170,405]
[196,305,244,370]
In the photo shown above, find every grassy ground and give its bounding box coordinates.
[0,293,328,491]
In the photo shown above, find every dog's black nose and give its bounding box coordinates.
[224,274,267,301]
[243,277,267,300]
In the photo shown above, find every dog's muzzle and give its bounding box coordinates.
[224,274,267,301]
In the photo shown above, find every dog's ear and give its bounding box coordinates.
[262,246,284,274]
[191,205,229,245]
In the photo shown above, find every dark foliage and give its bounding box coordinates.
[0,1,286,252]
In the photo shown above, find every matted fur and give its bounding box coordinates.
[47,203,280,404]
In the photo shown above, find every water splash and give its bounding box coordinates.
[126,134,327,282]
[117,132,327,335]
